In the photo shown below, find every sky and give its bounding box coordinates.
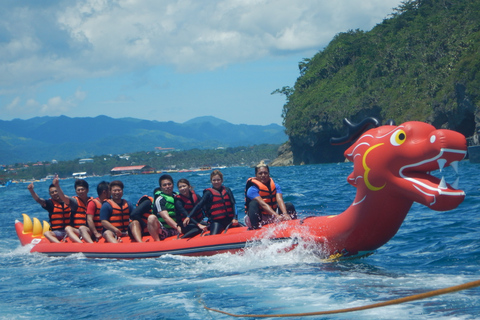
[0,0,402,126]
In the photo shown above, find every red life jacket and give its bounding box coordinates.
[71,196,92,228]
[175,192,202,222]
[87,198,103,232]
[206,187,234,221]
[105,199,130,232]
[49,199,71,230]
[244,177,277,214]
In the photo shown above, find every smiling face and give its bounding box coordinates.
[110,185,123,203]
[49,186,60,201]
[211,174,223,190]
[160,179,174,195]
[75,185,88,200]
[255,166,270,185]
[178,182,190,197]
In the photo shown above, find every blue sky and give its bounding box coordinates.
[0,0,402,125]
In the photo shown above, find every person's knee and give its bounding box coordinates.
[248,199,260,215]
[147,215,158,226]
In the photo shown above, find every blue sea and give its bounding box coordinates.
[1,163,479,319]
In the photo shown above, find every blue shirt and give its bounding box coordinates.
[246,183,282,200]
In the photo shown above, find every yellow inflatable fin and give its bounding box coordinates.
[33,217,43,237]
[42,221,50,236]
[22,214,33,234]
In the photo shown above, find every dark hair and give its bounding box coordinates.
[159,174,174,186]
[109,180,124,190]
[255,163,270,175]
[74,179,89,190]
[96,181,110,196]
[177,178,191,188]
[49,183,55,189]
[210,170,223,181]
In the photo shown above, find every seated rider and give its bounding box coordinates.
[129,195,154,242]
[245,162,297,229]
[100,180,133,243]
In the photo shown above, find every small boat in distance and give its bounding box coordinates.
[72,172,87,179]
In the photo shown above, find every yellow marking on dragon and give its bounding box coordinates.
[363,143,386,191]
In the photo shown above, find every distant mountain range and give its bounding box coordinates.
[0,115,287,164]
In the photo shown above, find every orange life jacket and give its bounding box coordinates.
[71,196,92,228]
[49,198,71,230]
[87,198,104,232]
[205,187,234,221]
[105,199,130,232]
[244,177,277,214]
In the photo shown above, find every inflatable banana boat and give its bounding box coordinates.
[15,120,467,259]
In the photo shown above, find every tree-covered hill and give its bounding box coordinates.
[276,0,480,164]
[0,115,287,164]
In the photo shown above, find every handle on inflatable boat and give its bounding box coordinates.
[330,117,380,145]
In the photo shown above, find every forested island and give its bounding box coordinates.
[1,144,279,181]
[274,0,480,164]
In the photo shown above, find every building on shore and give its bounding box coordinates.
[110,165,155,176]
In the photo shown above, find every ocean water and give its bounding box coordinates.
[1,163,479,319]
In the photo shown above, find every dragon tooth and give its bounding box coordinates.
[437,159,447,172]
[439,176,447,189]
[452,177,459,189]
[451,161,459,174]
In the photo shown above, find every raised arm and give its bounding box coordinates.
[27,182,46,207]
[53,177,71,205]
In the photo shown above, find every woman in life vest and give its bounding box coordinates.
[189,170,238,235]
[175,178,207,238]
[244,162,297,229]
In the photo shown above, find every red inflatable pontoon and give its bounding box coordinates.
[15,121,467,259]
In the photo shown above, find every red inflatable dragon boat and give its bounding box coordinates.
[15,120,467,259]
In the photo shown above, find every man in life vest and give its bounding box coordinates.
[81,181,110,243]
[100,180,134,243]
[52,177,92,243]
[244,162,297,229]
[27,181,71,243]
[147,174,182,241]
[129,194,154,242]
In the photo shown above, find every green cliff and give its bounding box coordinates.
[276,0,480,164]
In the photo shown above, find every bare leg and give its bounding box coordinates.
[79,225,94,243]
[103,230,118,243]
[65,226,83,243]
[129,220,143,242]
[147,215,161,241]
[44,231,61,243]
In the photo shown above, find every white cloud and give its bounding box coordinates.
[1,88,87,117]
[0,0,401,89]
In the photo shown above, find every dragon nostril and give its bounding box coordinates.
[430,135,436,143]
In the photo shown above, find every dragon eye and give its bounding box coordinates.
[390,129,406,146]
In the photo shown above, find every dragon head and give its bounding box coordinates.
[345,121,467,211]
